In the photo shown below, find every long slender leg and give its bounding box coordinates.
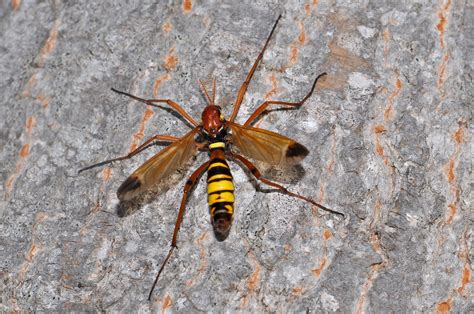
[243,72,327,127]
[229,14,282,122]
[78,134,179,173]
[148,160,210,301]
[230,152,344,217]
[111,88,199,127]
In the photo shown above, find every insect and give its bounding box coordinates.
[79,14,344,300]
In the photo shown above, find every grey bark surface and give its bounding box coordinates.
[1,1,472,312]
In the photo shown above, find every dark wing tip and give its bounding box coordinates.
[117,175,142,200]
[286,142,309,160]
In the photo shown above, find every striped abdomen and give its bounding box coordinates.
[207,142,234,241]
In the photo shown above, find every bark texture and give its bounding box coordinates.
[1,0,472,312]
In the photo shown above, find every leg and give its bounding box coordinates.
[111,88,199,127]
[148,160,210,301]
[243,72,327,127]
[78,134,179,173]
[229,15,282,122]
[230,152,344,217]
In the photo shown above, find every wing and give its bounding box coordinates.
[227,121,309,165]
[117,127,199,201]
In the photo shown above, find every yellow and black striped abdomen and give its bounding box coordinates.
[207,142,234,241]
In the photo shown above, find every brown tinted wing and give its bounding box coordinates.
[227,122,308,165]
[117,128,199,201]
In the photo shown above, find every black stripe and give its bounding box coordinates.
[208,189,234,196]
[207,177,233,184]
[211,202,234,214]
[210,157,228,164]
[211,202,234,207]
[213,210,233,219]
[207,165,232,178]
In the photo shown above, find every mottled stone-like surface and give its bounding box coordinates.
[1,0,472,312]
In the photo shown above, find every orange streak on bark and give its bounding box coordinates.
[247,263,261,291]
[383,29,390,62]
[182,0,192,13]
[12,0,21,10]
[36,94,49,108]
[19,144,29,158]
[444,158,455,184]
[305,0,319,15]
[312,229,331,277]
[373,125,387,158]
[297,21,307,45]
[457,264,471,294]
[355,233,387,314]
[240,251,261,308]
[26,116,36,134]
[5,116,36,197]
[162,21,173,33]
[17,243,37,283]
[163,48,178,72]
[445,203,456,224]
[373,125,386,134]
[5,177,15,195]
[161,295,173,314]
[153,73,172,98]
[21,74,37,97]
[323,229,332,241]
[326,158,335,174]
[128,108,154,153]
[185,231,209,287]
[384,78,402,121]
[375,136,384,157]
[196,232,209,273]
[436,299,451,314]
[370,231,383,254]
[101,167,112,182]
[38,19,61,67]
[437,53,449,92]
[264,73,280,100]
[26,243,40,262]
[452,125,464,144]
[289,45,299,67]
[312,256,327,277]
[280,19,313,71]
[436,0,452,49]
[437,13,447,49]
[317,184,325,206]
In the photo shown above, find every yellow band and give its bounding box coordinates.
[209,142,225,149]
[208,180,235,194]
[208,191,235,205]
[208,162,229,169]
[208,174,233,182]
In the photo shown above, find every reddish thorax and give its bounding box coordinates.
[201,105,224,137]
